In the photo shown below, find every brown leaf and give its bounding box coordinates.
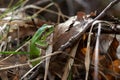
[106,59,120,80]
[0,71,8,80]
[89,12,96,17]
[107,37,119,60]
[105,74,114,80]
[53,17,80,51]
[81,48,87,55]
[77,11,86,20]
[62,41,80,80]
[109,59,120,73]
[13,73,19,80]
[9,26,37,40]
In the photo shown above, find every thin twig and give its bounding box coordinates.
[21,51,64,80]
[59,0,120,51]
[14,4,69,19]
[20,60,44,80]
[94,0,120,21]
[33,0,51,6]
[0,63,29,71]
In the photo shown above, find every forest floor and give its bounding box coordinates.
[0,0,120,80]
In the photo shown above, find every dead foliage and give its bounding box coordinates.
[0,0,120,80]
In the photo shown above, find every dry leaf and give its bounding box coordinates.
[109,59,120,73]
[53,16,80,51]
[106,59,120,80]
[107,37,119,60]
[62,41,80,80]
[77,11,86,20]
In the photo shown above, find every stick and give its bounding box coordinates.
[59,0,120,51]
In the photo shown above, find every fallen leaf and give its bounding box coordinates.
[107,37,119,60]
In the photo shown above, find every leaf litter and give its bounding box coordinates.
[0,0,120,80]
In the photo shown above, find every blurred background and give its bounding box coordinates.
[0,0,120,17]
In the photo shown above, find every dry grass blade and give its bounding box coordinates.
[93,23,101,80]
[44,34,53,80]
[85,20,94,80]
[0,0,119,79]
[30,51,64,62]
[0,63,29,71]
[58,0,120,51]
[32,3,54,18]
[99,71,109,80]
[21,51,64,79]
[20,60,45,80]
[0,40,30,63]
[85,20,114,80]
[14,4,69,19]
[54,3,67,23]
[62,41,80,80]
